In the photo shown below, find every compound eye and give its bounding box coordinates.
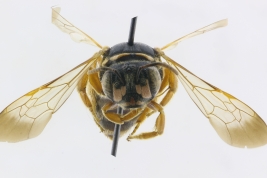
[101,72,113,100]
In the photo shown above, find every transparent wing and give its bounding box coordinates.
[0,50,104,142]
[157,49,267,148]
[52,6,102,49]
[161,19,227,51]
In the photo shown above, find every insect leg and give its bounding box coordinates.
[158,68,171,95]
[144,69,178,119]
[77,74,105,132]
[102,102,143,124]
[87,70,104,95]
[126,107,151,140]
[159,69,178,106]
[77,74,93,111]
[127,101,165,140]
[77,55,103,112]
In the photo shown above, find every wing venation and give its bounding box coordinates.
[161,19,227,51]
[157,48,267,148]
[0,49,105,142]
[52,6,102,49]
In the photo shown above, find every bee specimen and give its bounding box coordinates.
[0,7,266,149]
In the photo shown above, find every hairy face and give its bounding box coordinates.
[101,61,162,109]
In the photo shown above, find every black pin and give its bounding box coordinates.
[111,107,123,157]
[128,17,137,46]
[111,17,138,157]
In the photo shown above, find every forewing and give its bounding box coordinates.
[158,50,267,148]
[52,6,102,49]
[161,19,227,51]
[0,51,103,142]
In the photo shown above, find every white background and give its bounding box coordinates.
[0,0,267,177]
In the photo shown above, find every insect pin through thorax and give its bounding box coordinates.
[0,6,267,153]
